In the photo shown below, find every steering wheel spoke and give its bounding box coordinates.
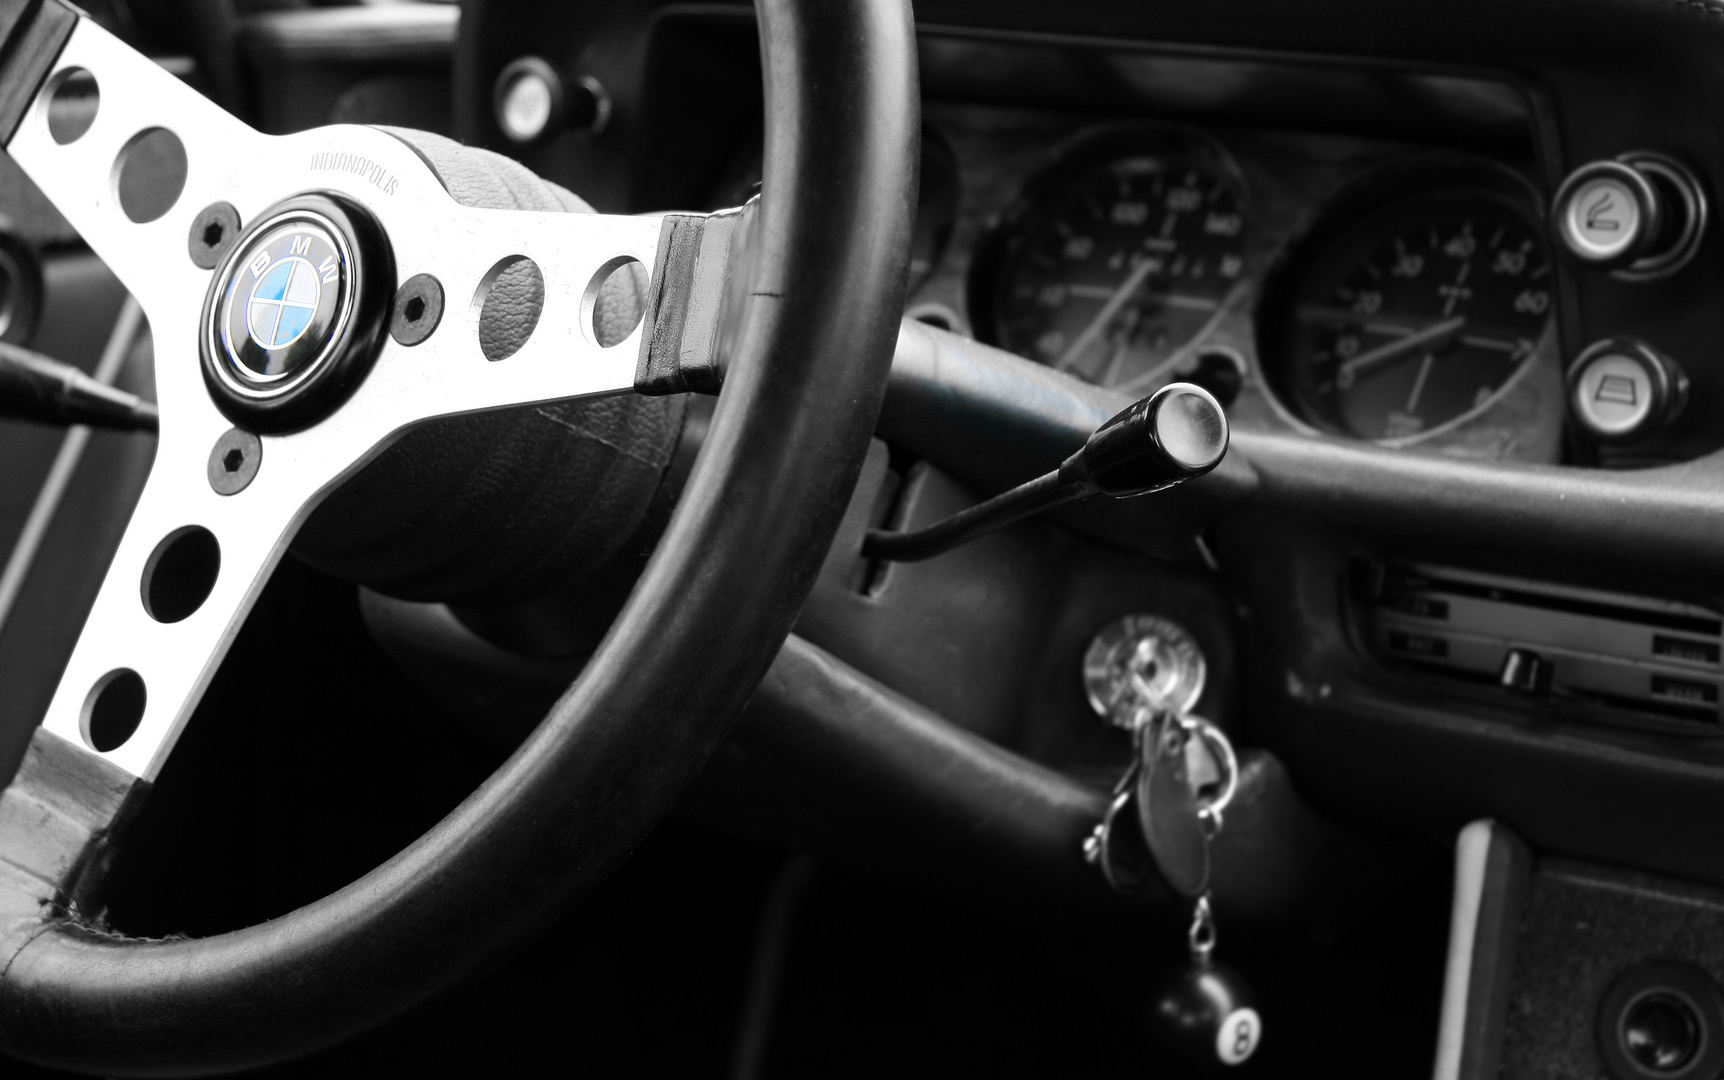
[36,410,322,780]
[4,18,253,335]
[351,206,661,425]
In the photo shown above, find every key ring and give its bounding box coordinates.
[1083,782,1157,893]
[1178,715,1239,821]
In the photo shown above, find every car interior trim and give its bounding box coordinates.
[0,297,141,639]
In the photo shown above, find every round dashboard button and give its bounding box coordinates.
[493,57,566,144]
[1565,176,1643,261]
[1552,154,1710,279]
[1576,353,1655,436]
[1554,160,1664,270]
[1567,337,1687,444]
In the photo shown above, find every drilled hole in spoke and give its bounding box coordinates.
[113,127,188,224]
[583,256,648,348]
[82,669,146,752]
[472,255,543,362]
[140,525,220,623]
[43,67,98,145]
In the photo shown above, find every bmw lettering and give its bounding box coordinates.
[215,215,350,393]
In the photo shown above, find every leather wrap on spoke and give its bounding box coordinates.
[293,127,685,606]
[0,0,917,1073]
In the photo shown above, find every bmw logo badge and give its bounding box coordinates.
[219,214,348,385]
[200,194,394,432]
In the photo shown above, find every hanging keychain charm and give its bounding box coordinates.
[1146,842,1263,1067]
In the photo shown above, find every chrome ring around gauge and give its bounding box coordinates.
[970,126,1250,396]
[1257,162,1555,446]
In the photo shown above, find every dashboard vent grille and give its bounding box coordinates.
[1362,562,1724,727]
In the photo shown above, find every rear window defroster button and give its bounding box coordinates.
[1566,337,1688,445]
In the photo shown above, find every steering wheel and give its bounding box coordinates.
[0,0,916,1073]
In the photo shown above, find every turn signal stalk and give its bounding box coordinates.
[862,382,1228,563]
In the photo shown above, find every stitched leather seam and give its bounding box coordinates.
[532,408,668,470]
[0,918,63,990]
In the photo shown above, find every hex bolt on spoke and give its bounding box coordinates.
[390,274,445,347]
[207,428,262,495]
[188,203,241,270]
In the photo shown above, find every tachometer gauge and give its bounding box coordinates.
[1264,173,1555,444]
[972,128,1249,392]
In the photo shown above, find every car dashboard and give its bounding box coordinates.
[618,9,1718,470]
[8,0,1724,1076]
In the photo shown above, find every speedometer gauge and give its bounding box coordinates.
[1262,169,1555,444]
[971,128,1249,392]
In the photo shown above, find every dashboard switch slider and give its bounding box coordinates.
[862,382,1228,563]
[1566,337,1688,444]
[1499,648,1550,695]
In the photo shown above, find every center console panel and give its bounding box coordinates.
[1441,821,1724,1080]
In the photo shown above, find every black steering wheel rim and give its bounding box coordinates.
[0,1,917,1074]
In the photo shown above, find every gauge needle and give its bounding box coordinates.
[1113,279,1252,396]
[1337,315,1465,381]
[1052,255,1161,372]
[1404,353,1435,413]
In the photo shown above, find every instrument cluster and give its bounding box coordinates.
[969,128,1248,396]
[894,108,1568,463]
[1256,164,1556,446]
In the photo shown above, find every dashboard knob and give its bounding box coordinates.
[493,58,610,145]
[1566,337,1688,444]
[1553,153,1709,279]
